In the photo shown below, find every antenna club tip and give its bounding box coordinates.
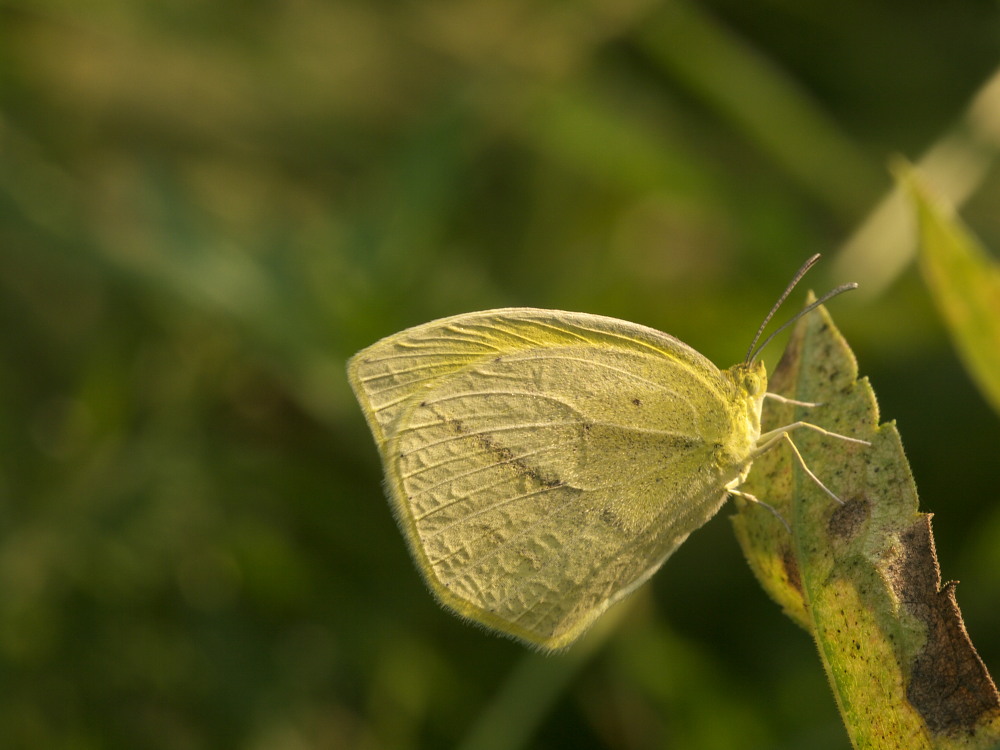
[829,281,859,295]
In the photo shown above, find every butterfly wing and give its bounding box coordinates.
[348,308,748,649]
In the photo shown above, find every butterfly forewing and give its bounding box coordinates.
[348,309,753,648]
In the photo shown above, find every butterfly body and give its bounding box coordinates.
[348,308,767,649]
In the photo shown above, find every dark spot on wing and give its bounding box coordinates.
[600,507,624,530]
[439,412,567,490]
[632,398,642,406]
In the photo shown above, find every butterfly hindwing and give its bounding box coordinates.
[348,308,750,648]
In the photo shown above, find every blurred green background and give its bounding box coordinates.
[3,1,1000,748]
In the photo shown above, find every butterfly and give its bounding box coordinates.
[348,255,865,649]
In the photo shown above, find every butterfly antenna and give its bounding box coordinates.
[747,281,859,364]
[744,254,821,364]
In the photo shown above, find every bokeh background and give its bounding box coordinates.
[3,1,1000,748]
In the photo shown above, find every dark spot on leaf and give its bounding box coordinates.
[781,545,802,595]
[827,497,869,542]
[884,517,1000,735]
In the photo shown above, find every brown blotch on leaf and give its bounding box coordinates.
[884,516,1000,736]
[827,497,870,542]
[781,545,803,595]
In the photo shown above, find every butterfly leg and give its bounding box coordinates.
[763,392,820,408]
[753,431,848,505]
[758,421,869,447]
[729,489,791,533]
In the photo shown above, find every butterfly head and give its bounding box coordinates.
[732,254,857,456]
[737,359,767,398]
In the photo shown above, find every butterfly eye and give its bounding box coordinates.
[742,369,764,397]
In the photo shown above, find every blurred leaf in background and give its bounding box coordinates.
[2,0,1000,748]
[900,165,1000,416]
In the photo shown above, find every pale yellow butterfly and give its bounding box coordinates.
[348,255,864,649]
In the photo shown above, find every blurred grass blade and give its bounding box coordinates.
[456,604,623,750]
[455,651,587,750]
[733,296,1000,749]
[635,0,879,219]
[898,164,1000,416]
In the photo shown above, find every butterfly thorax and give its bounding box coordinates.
[719,360,767,486]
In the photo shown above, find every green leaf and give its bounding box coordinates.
[899,164,1000,416]
[733,295,1000,749]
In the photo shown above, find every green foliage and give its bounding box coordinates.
[3,1,1000,748]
